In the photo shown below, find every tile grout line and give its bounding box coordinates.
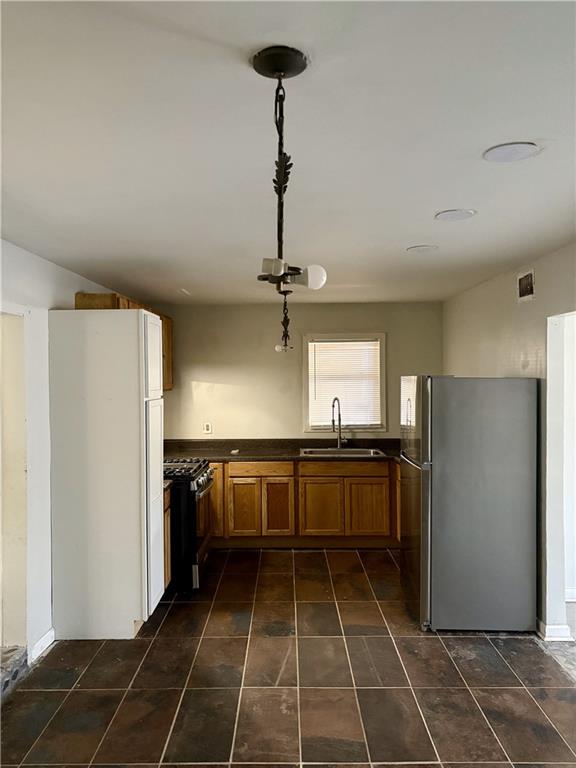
[485,635,576,760]
[17,639,107,767]
[360,550,442,765]
[324,549,372,765]
[157,549,231,766]
[228,549,261,763]
[434,634,514,766]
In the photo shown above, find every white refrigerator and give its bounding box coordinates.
[49,309,164,638]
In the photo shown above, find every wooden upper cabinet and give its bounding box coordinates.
[345,477,391,535]
[209,463,224,537]
[75,292,173,391]
[299,478,344,535]
[262,477,294,536]
[227,477,262,536]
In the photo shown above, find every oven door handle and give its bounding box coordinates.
[195,475,215,500]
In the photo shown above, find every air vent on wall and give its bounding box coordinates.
[517,269,535,302]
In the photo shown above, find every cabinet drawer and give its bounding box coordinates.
[228,461,294,477]
[299,461,389,477]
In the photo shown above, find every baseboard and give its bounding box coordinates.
[537,619,574,641]
[29,627,55,663]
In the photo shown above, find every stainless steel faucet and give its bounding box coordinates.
[331,396,344,449]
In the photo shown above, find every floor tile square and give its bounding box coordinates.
[530,687,576,751]
[297,602,341,636]
[76,639,149,689]
[187,637,247,687]
[259,550,294,573]
[224,549,261,574]
[137,603,169,638]
[357,688,436,762]
[164,688,240,763]
[491,637,576,687]
[346,636,408,687]
[255,571,294,601]
[0,691,67,764]
[379,601,431,636]
[295,571,334,601]
[244,636,297,687]
[416,688,506,762]
[232,688,299,762]
[204,602,253,636]
[251,601,295,637]
[294,550,329,574]
[215,573,258,602]
[157,602,211,637]
[20,640,103,690]
[338,602,389,636]
[132,638,199,688]
[331,573,374,601]
[93,689,180,764]
[299,637,353,687]
[300,688,368,763]
[473,687,574,762]
[395,636,465,687]
[443,636,521,687]
[359,549,398,573]
[368,570,404,600]
[24,690,123,764]
[326,551,364,573]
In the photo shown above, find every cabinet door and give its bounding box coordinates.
[345,477,391,535]
[144,312,163,399]
[299,478,344,535]
[209,463,225,537]
[227,478,262,536]
[262,477,295,536]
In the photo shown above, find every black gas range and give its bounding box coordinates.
[164,457,214,591]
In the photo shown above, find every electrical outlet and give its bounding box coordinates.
[202,422,212,435]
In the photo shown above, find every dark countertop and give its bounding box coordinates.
[164,438,401,463]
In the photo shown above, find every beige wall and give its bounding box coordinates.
[1,313,27,647]
[159,302,443,439]
[443,242,576,377]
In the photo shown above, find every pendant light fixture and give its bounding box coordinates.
[254,46,327,352]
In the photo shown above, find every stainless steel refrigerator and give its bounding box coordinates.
[400,375,537,632]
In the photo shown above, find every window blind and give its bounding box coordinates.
[307,339,382,427]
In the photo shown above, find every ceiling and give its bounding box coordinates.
[2,1,575,304]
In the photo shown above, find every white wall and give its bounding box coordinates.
[158,302,443,440]
[562,315,576,601]
[1,239,111,659]
[443,241,576,636]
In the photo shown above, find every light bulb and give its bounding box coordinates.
[301,264,327,290]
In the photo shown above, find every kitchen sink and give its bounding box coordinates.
[299,447,386,457]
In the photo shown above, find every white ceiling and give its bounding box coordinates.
[2,1,575,304]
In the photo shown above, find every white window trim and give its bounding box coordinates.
[302,332,387,433]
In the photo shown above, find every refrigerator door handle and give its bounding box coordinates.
[400,450,431,470]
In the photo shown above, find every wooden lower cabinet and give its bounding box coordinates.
[262,477,295,536]
[209,463,224,536]
[345,477,390,535]
[299,478,345,535]
[227,477,262,536]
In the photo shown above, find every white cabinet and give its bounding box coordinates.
[49,309,164,639]
[144,312,163,399]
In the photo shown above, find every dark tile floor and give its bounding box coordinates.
[2,548,576,767]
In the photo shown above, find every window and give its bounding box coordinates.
[304,334,386,430]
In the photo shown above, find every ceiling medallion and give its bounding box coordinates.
[254,46,327,352]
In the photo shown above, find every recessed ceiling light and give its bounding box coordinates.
[434,208,477,221]
[406,244,439,254]
[483,141,541,163]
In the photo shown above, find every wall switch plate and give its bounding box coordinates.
[202,422,212,434]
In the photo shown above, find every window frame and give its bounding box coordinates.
[302,332,387,433]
